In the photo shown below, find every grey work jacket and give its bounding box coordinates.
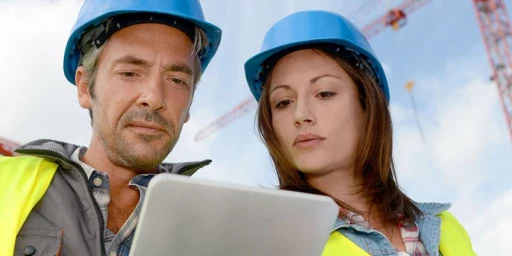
[13,139,211,256]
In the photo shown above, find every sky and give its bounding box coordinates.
[1,0,512,254]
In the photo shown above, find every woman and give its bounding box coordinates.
[244,10,476,256]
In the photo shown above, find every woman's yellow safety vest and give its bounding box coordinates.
[0,155,476,256]
[321,210,476,255]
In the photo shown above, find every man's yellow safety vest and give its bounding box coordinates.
[0,155,476,256]
[0,155,59,256]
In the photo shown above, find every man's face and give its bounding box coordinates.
[77,23,197,170]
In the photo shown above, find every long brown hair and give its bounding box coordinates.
[256,48,421,224]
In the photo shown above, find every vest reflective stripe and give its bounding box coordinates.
[0,155,58,256]
[321,211,475,256]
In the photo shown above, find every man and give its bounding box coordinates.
[0,0,222,255]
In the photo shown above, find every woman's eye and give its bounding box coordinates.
[317,91,337,99]
[275,99,292,108]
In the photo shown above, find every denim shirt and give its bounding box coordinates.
[332,202,452,256]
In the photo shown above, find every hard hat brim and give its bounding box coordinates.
[244,38,389,102]
[63,9,222,85]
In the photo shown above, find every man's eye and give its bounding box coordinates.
[120,72,138,78]
[172,78,186,85]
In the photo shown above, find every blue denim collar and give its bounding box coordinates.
[331,202,452,231]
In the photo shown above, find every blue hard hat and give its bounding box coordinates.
[244,10,389,101]
[63,0,222,85]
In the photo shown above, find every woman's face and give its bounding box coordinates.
[269,49,365,176]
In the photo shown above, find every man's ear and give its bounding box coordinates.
[184,111,190,123]
[76,66,92,109]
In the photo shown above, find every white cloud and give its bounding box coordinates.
[392,49,512,255]
[0,0,86,144]
[430,80,504,186]
[468,189,512,253]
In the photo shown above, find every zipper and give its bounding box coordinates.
[16,148,108,256]
[178,159,212,176]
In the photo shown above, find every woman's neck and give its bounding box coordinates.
[306,167,372,215]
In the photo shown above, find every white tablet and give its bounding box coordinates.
[129,173,338,256]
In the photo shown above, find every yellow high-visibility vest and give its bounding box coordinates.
[322,211,476,256]
[0,155,59,256]
[0,155,477,256]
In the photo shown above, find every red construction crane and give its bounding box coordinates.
[0,136,20,156]
[473,0,512,142]
[195,0,512,144]
[194,97,257,142]
[362,0,432,37]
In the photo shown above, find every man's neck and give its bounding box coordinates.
[81,138,139,187]
[81,136,146,233]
